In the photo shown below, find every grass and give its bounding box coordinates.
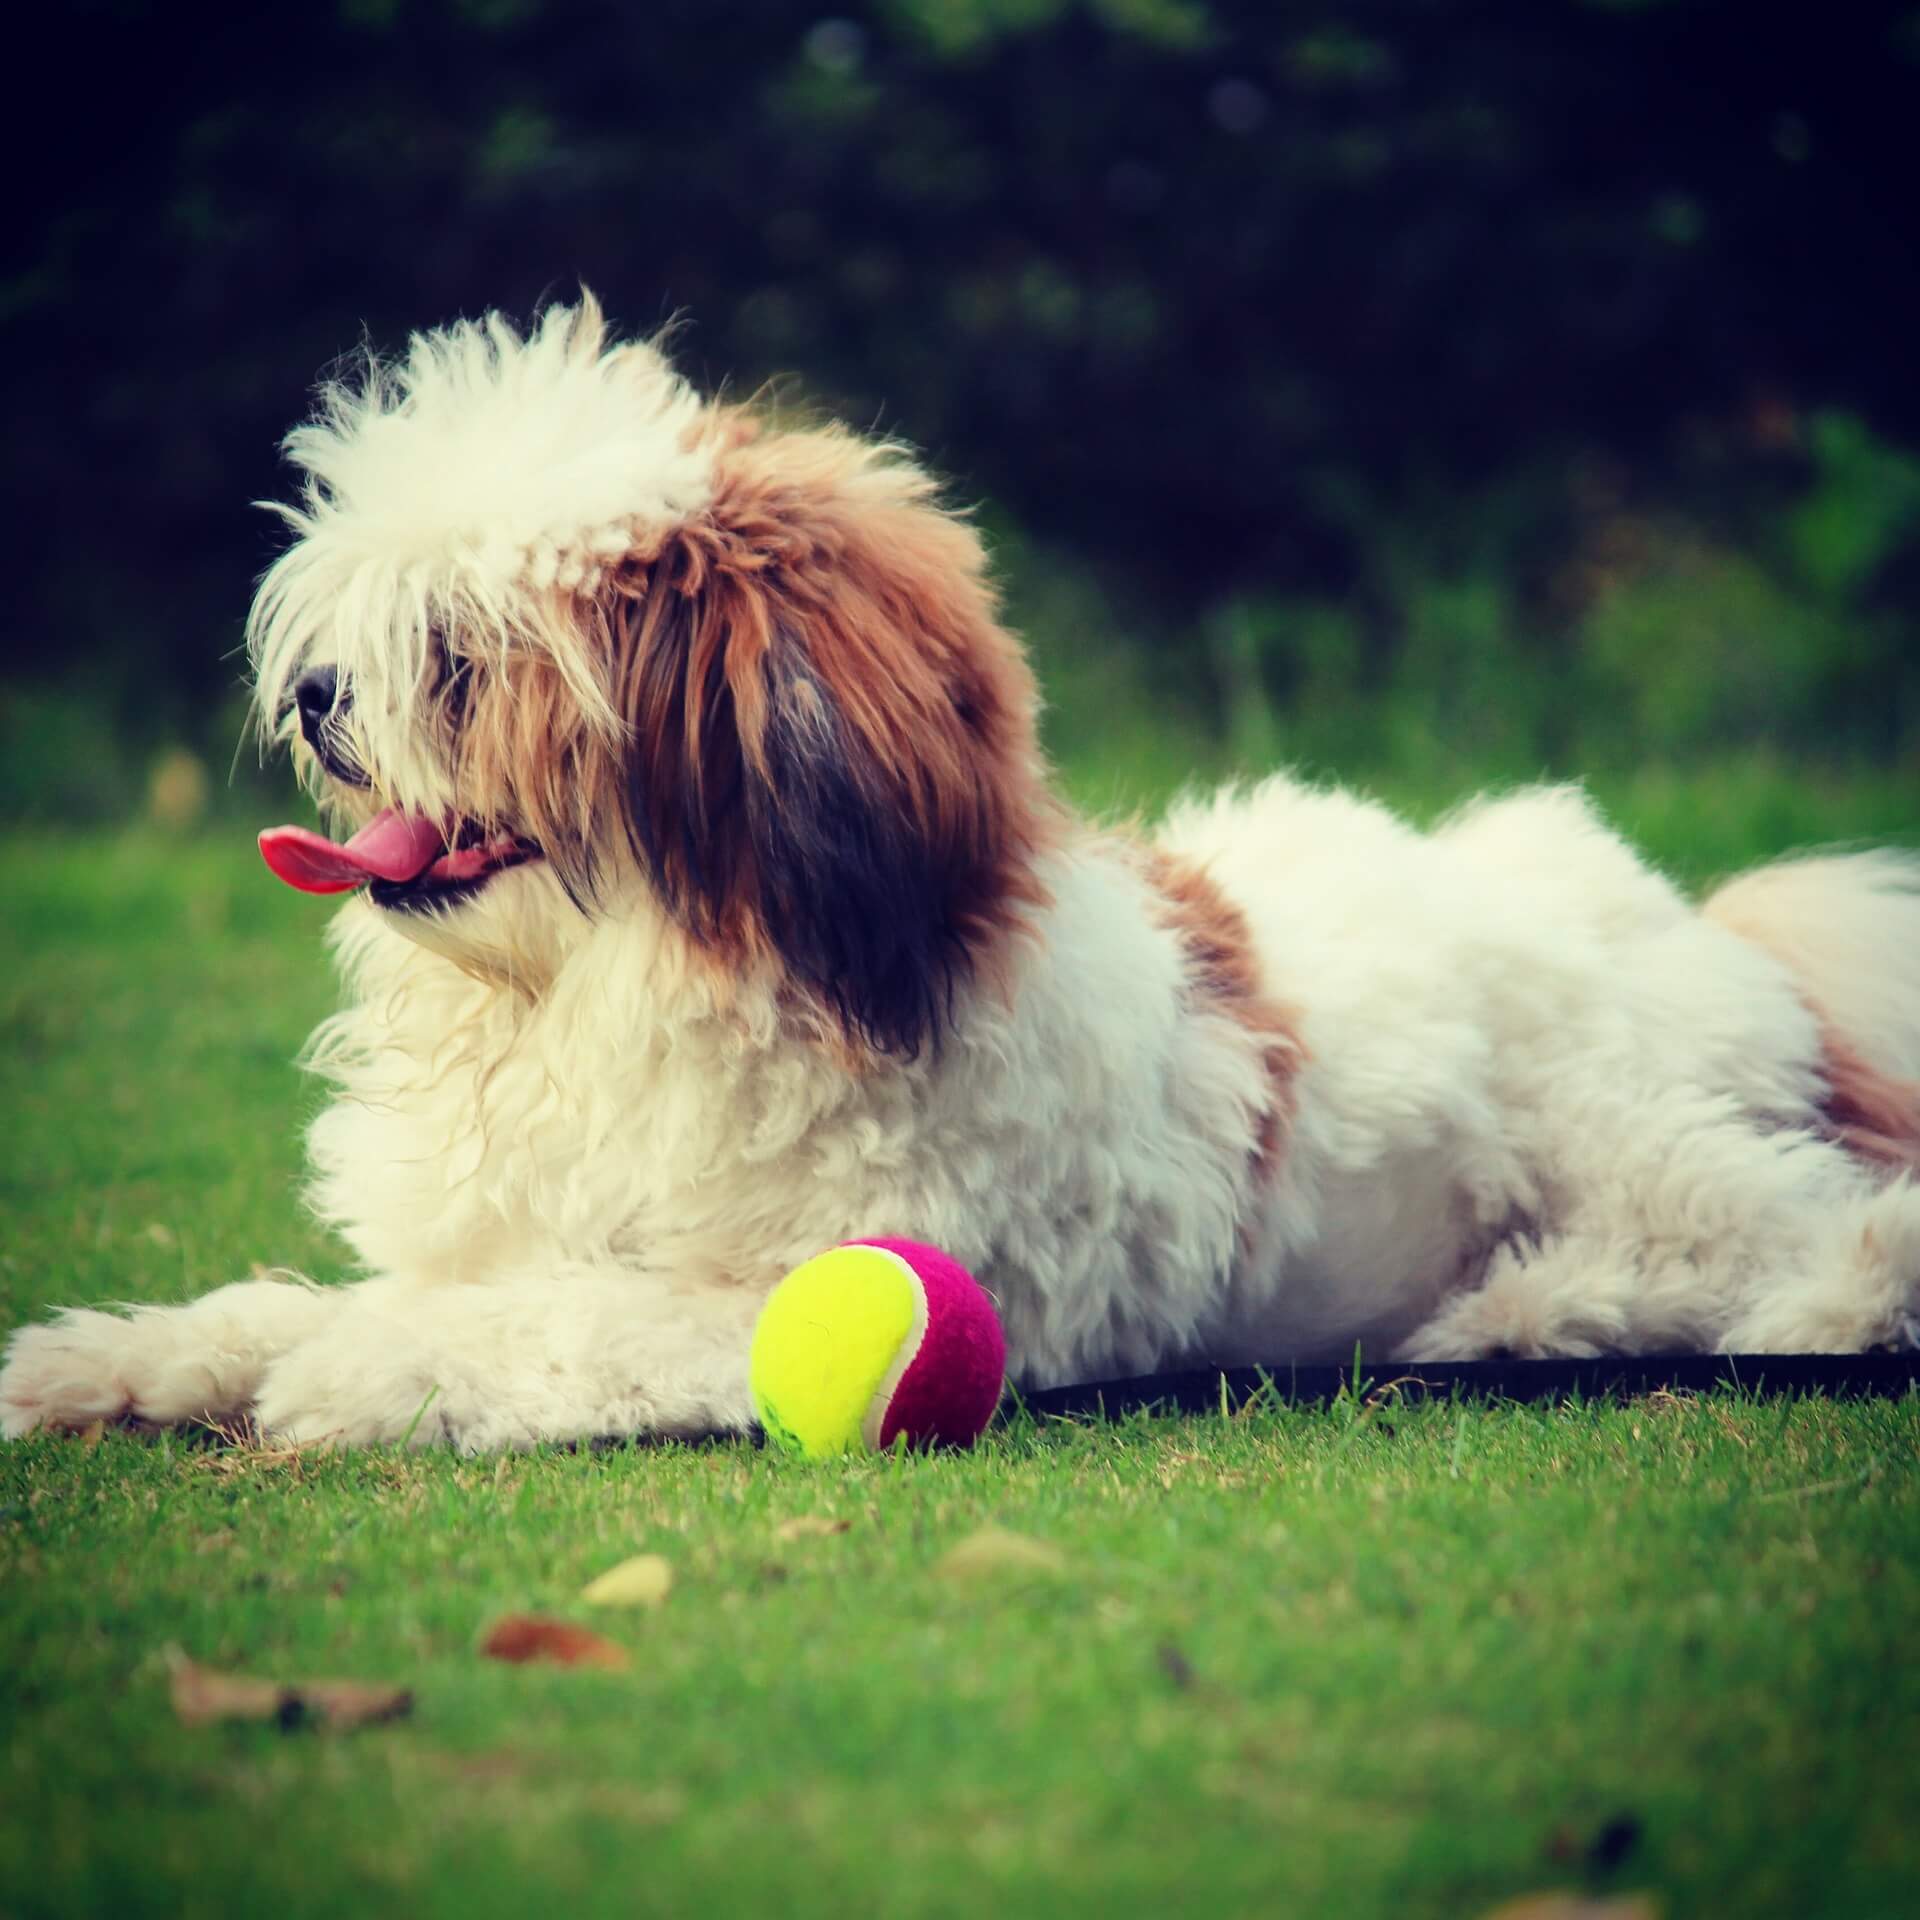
[3,768,1919,1920]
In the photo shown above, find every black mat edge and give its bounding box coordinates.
[1015,1351,1920,1419]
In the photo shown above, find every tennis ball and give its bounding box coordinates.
[750,1239,1006,1457]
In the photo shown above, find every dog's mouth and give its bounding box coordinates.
[258,809,541,911]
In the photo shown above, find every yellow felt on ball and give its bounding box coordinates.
[750,1246,922,1457]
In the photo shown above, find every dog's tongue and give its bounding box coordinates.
[258,810,448,894]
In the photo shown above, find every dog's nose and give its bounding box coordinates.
[286,665,371,786]
[293,666,339,748]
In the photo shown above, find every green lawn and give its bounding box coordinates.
[3,787,1918,1920]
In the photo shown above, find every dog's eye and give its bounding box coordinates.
[440,655,474,726]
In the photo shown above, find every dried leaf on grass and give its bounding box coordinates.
[774,1516,852,1543]
[579,1554,673,1609]
[932,1526,1069,1582]
[1480,1897,1661,1920]
[165,1648,413,1731]
[287,1678,415,1727]
[479,1615,629,1669]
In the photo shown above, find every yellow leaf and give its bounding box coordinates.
[580,1553,674,1610]
[932,1527,1068,1582]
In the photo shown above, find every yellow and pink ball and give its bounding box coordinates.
[749,1239,1006,1456]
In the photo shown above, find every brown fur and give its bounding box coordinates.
[448,625,621,905]
[1137,844,1306,1184]
[1818,1022,1920,1176]
[610,412,1054,1053]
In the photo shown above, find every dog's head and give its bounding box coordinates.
[250,297,1049,1054]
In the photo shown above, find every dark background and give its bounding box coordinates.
[6,0,1918,820]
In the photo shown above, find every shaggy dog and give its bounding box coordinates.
[4,298,1919,1451]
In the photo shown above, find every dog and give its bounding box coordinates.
[5,296,1918,1451]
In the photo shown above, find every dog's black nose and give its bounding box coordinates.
[288,665,371,786]
[293,666,339,747]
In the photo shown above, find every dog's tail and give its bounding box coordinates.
[1704,850,1920,1084]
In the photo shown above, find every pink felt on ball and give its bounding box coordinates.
[850,1238,1007,1448]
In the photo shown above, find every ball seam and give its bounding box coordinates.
[857,1246,931,1450]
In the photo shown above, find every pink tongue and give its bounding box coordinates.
[258,810,449,895]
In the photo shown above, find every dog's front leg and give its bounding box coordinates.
[251,1263,764,1452]
[0,1273,345,1438]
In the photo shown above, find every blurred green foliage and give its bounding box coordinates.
[4,0,1918,822]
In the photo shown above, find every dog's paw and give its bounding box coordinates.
[1395,1237,1635,1364]
[1726,1188,1920,1353]
[0,1305,170,1443]
[1,1279,347,1440]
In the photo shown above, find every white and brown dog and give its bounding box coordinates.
[5,298,1918,1450]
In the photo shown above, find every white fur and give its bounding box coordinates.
[5,303,1917,1451]
[248,296,714,814]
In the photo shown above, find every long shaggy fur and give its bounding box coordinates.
[4,297,1917,1449]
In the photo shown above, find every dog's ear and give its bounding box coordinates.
[616,425,1048,1056]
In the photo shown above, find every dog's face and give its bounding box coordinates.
[249,299,1049,1053]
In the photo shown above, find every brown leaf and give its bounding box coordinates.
[479,1614,629,1670]
[165,1648,412,1731]
[579,1554,673,1609]
[774,1516,852,1542]
[931,1527,1069,1582]
[1480,1897,1661,1920]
